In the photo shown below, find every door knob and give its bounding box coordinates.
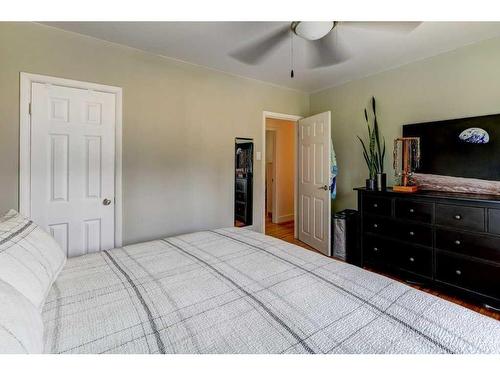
[103,198,112,206]
[318,185,329,191]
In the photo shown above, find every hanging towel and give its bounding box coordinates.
[329,139,337,200]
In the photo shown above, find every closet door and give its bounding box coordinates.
[30,82,116,257]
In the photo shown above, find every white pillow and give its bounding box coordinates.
[0,210,66,310]
[0,279,44,353]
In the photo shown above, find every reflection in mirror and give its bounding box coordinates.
[234,138,253,227]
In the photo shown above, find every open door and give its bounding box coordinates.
[298,111,331,256]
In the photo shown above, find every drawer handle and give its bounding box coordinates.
[454,214,462,220]
[409,208,415,213]
[409,257,415,262]
[373,247,379,252]
[454,240,461,245]
[373,223,378,229]
[409,231,415,236]
[455,269,462,276]
[373,203,378,208]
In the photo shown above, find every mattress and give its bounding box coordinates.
[42,228,500,354]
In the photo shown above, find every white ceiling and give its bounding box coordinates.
[42,22,500,92]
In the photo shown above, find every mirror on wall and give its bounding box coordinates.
[234,138,253,227]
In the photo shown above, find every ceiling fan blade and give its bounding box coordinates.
[229,25,290,65]
[342,21,422,34]
[307,31,351,68]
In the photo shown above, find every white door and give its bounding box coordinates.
[298,111,331,255]
[30,83,116,257]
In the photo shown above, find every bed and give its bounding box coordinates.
[39,227,500,354]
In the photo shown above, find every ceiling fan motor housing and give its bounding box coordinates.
[292,21,336,41]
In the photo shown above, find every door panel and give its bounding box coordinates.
[50,135,69,201]
[301,144,311,183]
[302,195,311,235]
[313,197,324,241]
[31,83,116,257]
[298,111,331,255]
[49,223,69,254]
[314,144,324,185]
[85,136,102,199]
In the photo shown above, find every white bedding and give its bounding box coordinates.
[42,228,500,354]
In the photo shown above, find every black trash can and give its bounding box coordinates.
[332,209,361,266]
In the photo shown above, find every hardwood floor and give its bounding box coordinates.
[265,215,500,321]
[265,216,317,253]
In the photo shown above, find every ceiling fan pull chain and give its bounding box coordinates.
[290,31,294,78]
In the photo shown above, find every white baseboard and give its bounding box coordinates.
[276,214,294,224]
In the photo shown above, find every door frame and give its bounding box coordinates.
[19,72,123,247]
[261,111,302,237]
[264,128,277,223]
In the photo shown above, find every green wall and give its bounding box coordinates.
[0,22,309,243]
[310,37,500,212]
[2,22,500,240]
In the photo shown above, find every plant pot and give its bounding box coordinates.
[365,178,376,190]
[376,173,387,191]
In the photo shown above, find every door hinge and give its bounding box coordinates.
[28,102,32,115]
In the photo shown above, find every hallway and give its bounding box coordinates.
[264,216,317,253]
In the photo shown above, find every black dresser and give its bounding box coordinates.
[356,187,500,308]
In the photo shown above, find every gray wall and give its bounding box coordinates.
[3,22,500,244]
[310,36,500,212]
[0,22,309,244]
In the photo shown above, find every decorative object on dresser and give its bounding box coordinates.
[393,137,421,193]
[357,97,386,191]
[356,187,500,310]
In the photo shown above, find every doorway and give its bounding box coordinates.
[262,112,301,241]
[265,119,295,227]
[262,111,332,256]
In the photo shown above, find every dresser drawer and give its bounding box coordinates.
[363,216,392,237]
[395,222,433,247]
[435,229,500,263]
[394,245,432,278]
[363,235,395,266]
[435,204,485,232]
[362,195,391,216]
[395,199,434,224]
[436,252,500,299]
[488,209,500,235]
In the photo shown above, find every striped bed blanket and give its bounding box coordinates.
[42,228,500,354]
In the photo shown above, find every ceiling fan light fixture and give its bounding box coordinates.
[292,21,335,41]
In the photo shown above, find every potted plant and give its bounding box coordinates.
[357,97,386,190]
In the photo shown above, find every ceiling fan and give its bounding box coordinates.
[230,21,421,77]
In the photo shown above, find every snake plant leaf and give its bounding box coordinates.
[357,136,372,175]
[358,96,386,179]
